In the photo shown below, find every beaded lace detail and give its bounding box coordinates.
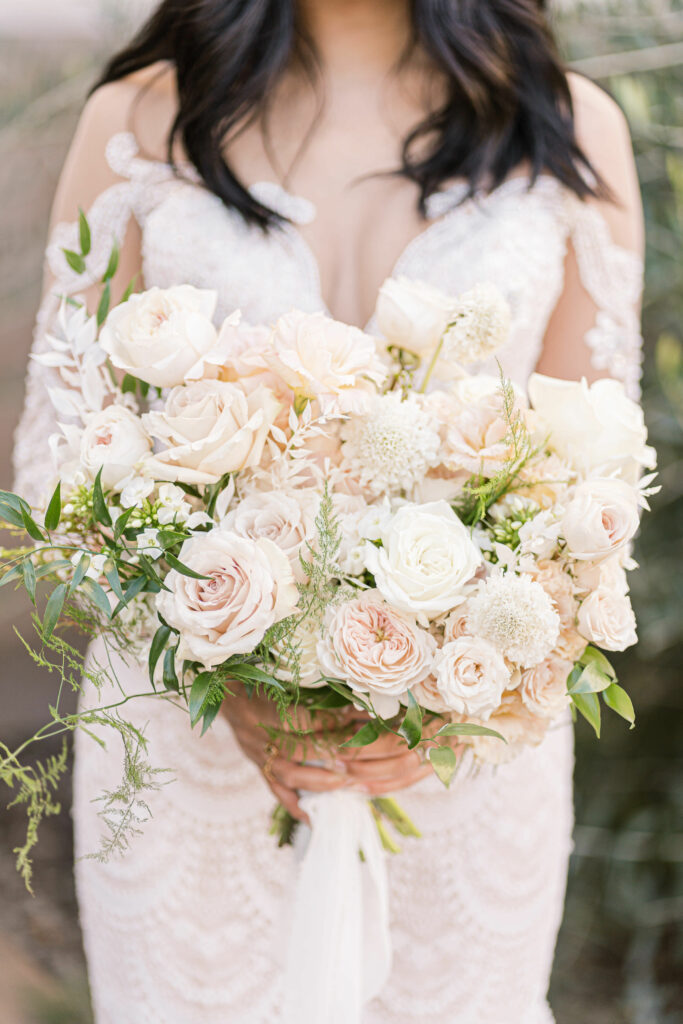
[13,129,644,1024]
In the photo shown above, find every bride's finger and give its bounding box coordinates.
[273,759,349,793]
[268,779,310,825]
[359,761,434,796]
[343,751,421,781]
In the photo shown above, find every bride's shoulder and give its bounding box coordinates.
[566,72,632,158]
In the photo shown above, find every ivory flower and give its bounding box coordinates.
[375,276,453,357]
[520,657,572,719]
[143,380,280,484]
[316,590,437,718]
[469,693,549,765]
[562,478,640,561]
[156,529,298,668]
[431,637,510,719]
[577,587,637,652]
[78,405,152,491]
[99,285,218,387]
[221,489,317,582]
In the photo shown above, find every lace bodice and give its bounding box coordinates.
[12,128,644,1024]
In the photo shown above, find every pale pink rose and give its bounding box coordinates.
[435,377,527,477]
[468,692,549,765]
[156,529,299,669]
[577,587,637,652]
[562,478,640,561]
[531,559,578,628]
[516,453,573,509]
[221,489,317,582]
[143,379,280,484]
[264,311,386,416]
[431,637,510,719]
[555,623,587,662]
[316,590,436,717]
[573,554,631,598]
[78,405,152,491]
[520,657,572,719]
[409,675,452,714]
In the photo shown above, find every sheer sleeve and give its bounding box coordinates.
[12,83,150,508]
[536,74,645,400]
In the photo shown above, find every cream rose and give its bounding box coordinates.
[577,587,637,651]
[79,405,152,491]
[375,276,453,357]
[468,692,549,765]
[519,657,572,719]
[99,285,219,387]
[156,529,298,668]
[562,478,640,561]
[431,637,510,719]
[316,590,436,718]
[364,500,482,622]
[143,380,280,484]
[221,489,317,582]
[265,311,386,414]
[528,374,656,484]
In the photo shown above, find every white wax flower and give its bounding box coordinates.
[466,571,561,668]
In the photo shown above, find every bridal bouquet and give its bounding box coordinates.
[1,216,657,886]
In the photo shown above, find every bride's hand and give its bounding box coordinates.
[220,687,436,823]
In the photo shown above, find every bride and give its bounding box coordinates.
[14,0,644,1021]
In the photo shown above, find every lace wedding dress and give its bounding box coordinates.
[13,130,643,1024]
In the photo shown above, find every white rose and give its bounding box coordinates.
[528,374,656,484]
[364,500,482,622]
[431,637,510,719]
[375,276,453,357]
[79,405,152,491]
[143,380,280,484]
[99,285,218,388]
[562,478,640,561]
[156,529,299,669]
[577,587,637,651]
[265,311,386,415]
[221,489,317,582]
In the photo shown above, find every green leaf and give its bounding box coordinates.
[78,209,91,256]
[341,720,381,748]
[97,282,111,327]
[398,692,423,749]
[0,503,25,529]
[79,577,112,619]
[0,563,25,588]
[69,553,91,594]
[201,701,222,736]
[63,248,86,275]
[44,482,61,532]
[571,691,601,738]
[121,274,138,303]
[164,551,209,580]
[580,645,617,681]
[42,583,67,640]
[189,671,214,726]
[157,529,188,549]
[114,506,135,540]
[148,624,172,684]
[92,469,112,528]
[120,374,138,395]
[162,647,179,692]
[428,745,458,787]
[20,507,46,542]
[602,683,635,729]
[104,560,125,602]
[227,663,286,691]
[567,662,612,695]
[102,240,119,282]
[435,723,507,742]
[0,490,30,513]
[21,559,37,604]
[110,574,148,617]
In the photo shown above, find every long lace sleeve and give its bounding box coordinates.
[12,85,150,508]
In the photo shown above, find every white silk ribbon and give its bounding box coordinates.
[282,790,392,1024]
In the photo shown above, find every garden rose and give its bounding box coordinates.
[528,374,655,484]
[316,590,437,717]
[364,500,481,622]
[577,587,637,651]
[468,692,549,765]
[78,405,152,491]
[156,529,298,668]
[264,311,386,415]
[99,285,219,387]
[431,637,510,719]
[143,380,280,484]
[221,489,317,581]
[519,657,572,719]
[375,276,452,357]
[562,478,640,561]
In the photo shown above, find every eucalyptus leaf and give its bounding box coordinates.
[428,745,458,787]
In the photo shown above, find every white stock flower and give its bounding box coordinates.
[364,500,482,622]
[143,380,280,485]
[431,637,510,719]
[136,527,163,560]
[156,529,299,668]
[221,489,317,582]
[340,393,440,496]
[79,405,152,491]
[562,478,640,561]
[528,374,656,484]
[442,282,511,365]
[120,475,155,509]
[577,587,637,652]
[265,311,386,415]
[156,483,192,525]
[99,285,219,387]
[375,276,453,356]
[466,571,561,667]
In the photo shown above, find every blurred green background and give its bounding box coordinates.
[0,1,681,1021]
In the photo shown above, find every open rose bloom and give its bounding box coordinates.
[5,263,657,860]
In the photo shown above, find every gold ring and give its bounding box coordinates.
[263,742,278,783]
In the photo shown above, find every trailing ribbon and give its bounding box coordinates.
[282,790,392,1024]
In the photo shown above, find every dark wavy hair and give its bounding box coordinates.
[95,0,605,228]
